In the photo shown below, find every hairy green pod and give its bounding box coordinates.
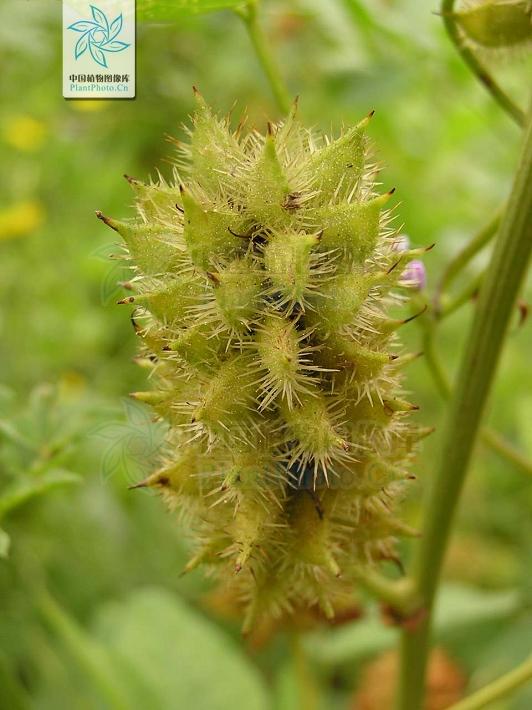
[101,94,430,629]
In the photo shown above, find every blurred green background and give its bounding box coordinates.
[1,1,531,708]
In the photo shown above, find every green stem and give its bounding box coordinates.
[447,655,532,710]
[415,303,532,477]
[290,633,319,710]
[420,316,452,399]
[481,429,532,478]
[435,209,502,311]
[355,568,419,616]
[439,269,484,319]
[237,2,291,114]
[397,110,532,710]
[441,0,525,127]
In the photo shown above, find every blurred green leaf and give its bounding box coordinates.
[38,592,134,710]
[0,420,34,451]
[0,469,81,519]
[434,583,519,631]
[40,589,269,710]
[304,606,396,666]
[137,0,244,21]
[305,584,521,666]
[93,587,270,710]
[0,527,10,559]
[0,651,29,710]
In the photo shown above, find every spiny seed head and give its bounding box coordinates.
[100,92,431,630]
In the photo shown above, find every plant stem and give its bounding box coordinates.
[237,2,292,114]
[439,269,484,319]
[290,633,319,710]
[397,110,532,710]
[415,302,532,477]
[435,209,502,311]
[441,0,525,127]
[419,315,452,399]
[481,429,532,478]
[355,568,419,616]
[447,655,532,710]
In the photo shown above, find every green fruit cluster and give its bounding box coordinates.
[99,92,430,630]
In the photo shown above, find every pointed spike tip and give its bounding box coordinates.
[403,304,428,324]
[206,271,221,285]
[95,211,119,232]
[128,479,149,490]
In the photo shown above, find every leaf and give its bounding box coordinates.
[75,33,89,60]
[109,13,123,40]
[0,419,35,450]
[0,527,10,559]
[89,42,108,68]
[0,469,81,519]
[93,588,270,710]
[90,4,109,31]
[304,607,396,666]
[137,0,245,21]
[67,20,98,33]
[433,583,519,632]
[102,40,129,52]
[305,584,521,667]
[37,592,134,710]
[0,650,29,709]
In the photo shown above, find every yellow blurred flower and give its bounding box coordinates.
[0,201,45,241]
[69,99,108,112]
[3,115,47,152]
[59,371,88,398]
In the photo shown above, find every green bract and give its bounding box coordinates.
[99,93,430,630]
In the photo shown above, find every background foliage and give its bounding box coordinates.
[1,0,530,707]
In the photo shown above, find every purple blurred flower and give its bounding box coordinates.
[400,259,426,290]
